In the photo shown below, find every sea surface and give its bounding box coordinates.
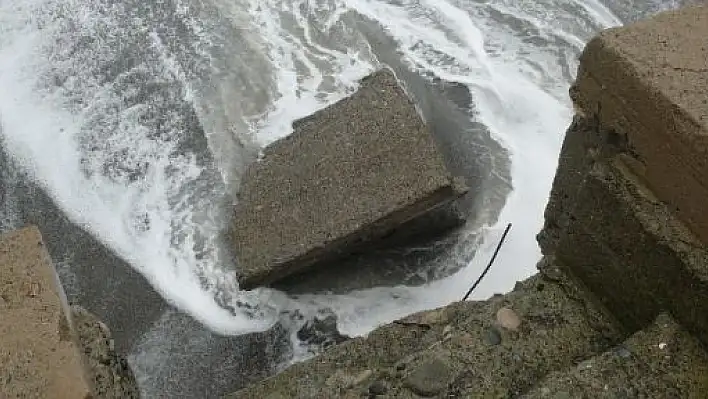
[0,0,694,397]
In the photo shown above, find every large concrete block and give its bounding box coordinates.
[571,5,708,244]
[231,69,467,288]
[0,226,92,398]
[552,155,708,344]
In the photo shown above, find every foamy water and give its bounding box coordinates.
[1,0,671,374]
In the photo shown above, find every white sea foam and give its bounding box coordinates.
[0,0,277,334]
[0,0,624,345]
[252,0,622,341]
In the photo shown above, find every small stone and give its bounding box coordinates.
[615,345,632,358]
[404,355,455,397]
[485,327,502,345]
[496,307,521,331]
[368,380,388,395]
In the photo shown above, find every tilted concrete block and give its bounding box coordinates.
[231,69,467,288]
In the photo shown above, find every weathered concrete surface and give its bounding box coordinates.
[71,305,141,398]
[524,313,708,398]
[232,68,467,288]
[569,5,708,244]
[0,226,92,398]
[227,259,624,398]
[539,4,708,347]
[226,6,708,398]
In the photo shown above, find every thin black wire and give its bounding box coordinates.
[462,223,512,301]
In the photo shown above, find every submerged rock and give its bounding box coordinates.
[296,314,350,349]
[231,68,468,288]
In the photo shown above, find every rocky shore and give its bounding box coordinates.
[229,5,708,398]
[1,4,707,398]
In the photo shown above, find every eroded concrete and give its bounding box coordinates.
[0,226,92,398]
[228,260,623,398]
[524,313,708,398]
[571,5,708,244]
[231,68,467,288]
[541,5,708,346]
[227,6,708,398]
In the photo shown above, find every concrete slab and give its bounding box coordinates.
[0,226,92,398]
[571,5,708,244]
[231,68,467,288]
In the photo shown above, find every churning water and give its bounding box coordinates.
[0,0,691,396]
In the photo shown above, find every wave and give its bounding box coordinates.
[0,0,623,344]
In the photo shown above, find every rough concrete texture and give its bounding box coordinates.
[231,68,468,288]
[227,259,624,398]
[539,6,708,347]
[227,7,708,398]
[570,5,708,245]
[71,305,141,398]
[524,313,708,398]
[0,226,92,398]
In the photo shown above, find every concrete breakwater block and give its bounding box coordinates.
[0,226,92,398]
[232,68,468,288]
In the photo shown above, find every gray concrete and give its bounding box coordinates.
[231,69,468,288]
[571,5,708,244]
[524,313,708,398]
[541,5,708,346]
[227,259,625,398]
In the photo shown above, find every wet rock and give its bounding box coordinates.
[296,314,350,349]
[485,327,502,345]
[496,307,522,331]
[404,355,455,397]
[71,305,141,398]
[231,68,468,288]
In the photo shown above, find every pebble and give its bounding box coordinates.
[496,307,522,331]
[485,327,502,345]
[403,355,454,397]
